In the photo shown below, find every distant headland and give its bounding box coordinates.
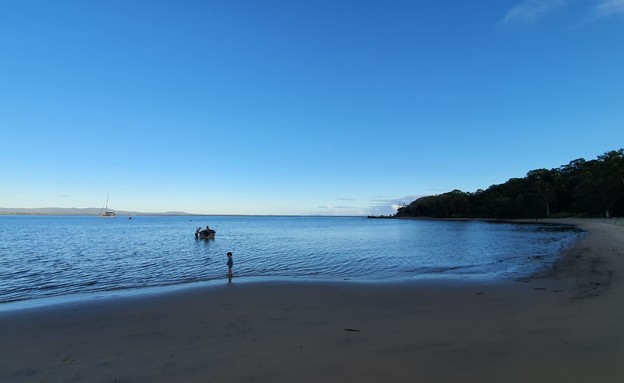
[0,207,195,216]
[394,149,624,220]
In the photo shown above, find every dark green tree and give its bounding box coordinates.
[526,168,556,218]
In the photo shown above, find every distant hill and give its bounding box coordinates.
[0,207,194,216]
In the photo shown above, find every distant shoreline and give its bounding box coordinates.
[0,212,196,216]
[0,210,364,218]
[0,207,193,216]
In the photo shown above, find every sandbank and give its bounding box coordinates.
[0,219,622,382]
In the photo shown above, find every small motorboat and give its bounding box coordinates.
[195,229,216,240]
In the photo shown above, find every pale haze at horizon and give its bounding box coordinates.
[1,1,623,216]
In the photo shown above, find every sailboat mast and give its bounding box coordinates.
[99,194,116,217]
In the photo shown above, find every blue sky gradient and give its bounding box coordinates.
[1,1,623,215]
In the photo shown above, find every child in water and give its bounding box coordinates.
[226,252,233,282]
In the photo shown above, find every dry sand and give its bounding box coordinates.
[0,219,622,382]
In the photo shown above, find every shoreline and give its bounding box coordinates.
[0,219,622,382]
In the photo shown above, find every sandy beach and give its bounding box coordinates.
[0,219,623,382]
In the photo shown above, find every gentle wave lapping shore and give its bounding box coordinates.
[0,218,622,382]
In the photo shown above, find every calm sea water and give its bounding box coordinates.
[0,215,582,304]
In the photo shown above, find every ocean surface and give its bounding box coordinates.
[0,215,583,305]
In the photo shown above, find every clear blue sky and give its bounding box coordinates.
[1,1,623,215]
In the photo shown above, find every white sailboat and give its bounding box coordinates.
[99,194,116,217]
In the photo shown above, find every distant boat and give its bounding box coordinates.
[99,195,116,218]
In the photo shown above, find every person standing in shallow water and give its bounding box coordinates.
[226,252,233,283]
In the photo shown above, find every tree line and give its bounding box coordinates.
[395,149,624,219]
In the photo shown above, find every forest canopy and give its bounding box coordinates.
[395,149,624,219]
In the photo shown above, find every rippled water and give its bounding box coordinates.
[0,215,582,304]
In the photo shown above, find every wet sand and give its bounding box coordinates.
[0,219,622,382]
